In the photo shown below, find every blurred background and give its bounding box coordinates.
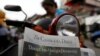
[61,0,100,56]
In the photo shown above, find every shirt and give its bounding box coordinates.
[0,25,9,36]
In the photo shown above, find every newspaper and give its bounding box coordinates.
[19,27,81,56]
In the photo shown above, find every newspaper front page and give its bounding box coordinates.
[19,27,81,56]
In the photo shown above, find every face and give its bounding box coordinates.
[43,5,57,14]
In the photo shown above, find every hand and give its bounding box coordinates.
[33,25,44,33]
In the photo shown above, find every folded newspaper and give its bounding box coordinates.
[18,27,81,56]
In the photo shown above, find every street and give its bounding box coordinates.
[85,39,100,56]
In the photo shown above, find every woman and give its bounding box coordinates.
[0,10,10,51]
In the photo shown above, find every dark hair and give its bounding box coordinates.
[71,0,85,5]
[42,0,57,8]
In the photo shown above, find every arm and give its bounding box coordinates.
[33,25,49,34]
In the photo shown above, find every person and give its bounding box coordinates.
[0,10,10,49]
[32,0,65,34]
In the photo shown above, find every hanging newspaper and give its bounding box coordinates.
[19,27,81,56]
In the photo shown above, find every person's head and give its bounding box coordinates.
[65,0,84,13]
[0,10,6,24]
[42,0,57,14]
[0,10,5,19]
